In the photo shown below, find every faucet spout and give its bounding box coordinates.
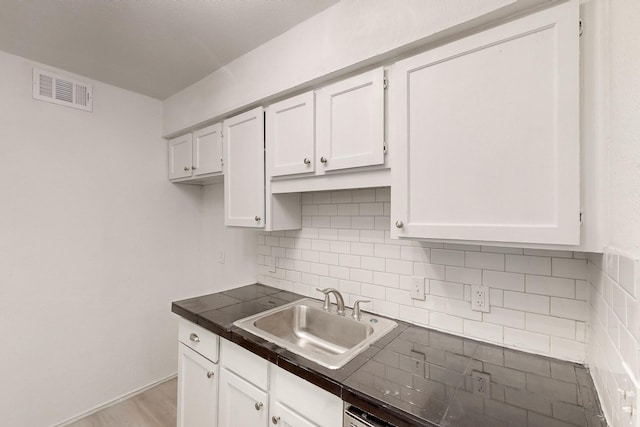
[315,288,346,316]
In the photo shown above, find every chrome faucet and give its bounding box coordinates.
[316,288,345,316]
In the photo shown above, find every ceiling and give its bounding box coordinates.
[0,0,339,99]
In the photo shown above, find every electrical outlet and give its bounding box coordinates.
[410,350,426,378]
[218,250,225,264]
[410,276,426,300]
[471,285,490,312]
[472,371,491,398]
[619,361,639,425]
[268,256,276,273]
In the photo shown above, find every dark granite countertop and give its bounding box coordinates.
[172,283,606,427]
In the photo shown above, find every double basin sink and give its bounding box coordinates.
[233,297,397,369]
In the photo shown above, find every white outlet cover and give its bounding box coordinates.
[472,370,491,398]
[471,285,490,312]
[410,276,426,300]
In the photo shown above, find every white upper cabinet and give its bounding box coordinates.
[390,1,580,245]
[316,67,385,173]
[223,107,265,228]
[266,91,315,177]
[193,124,223,176]
[168,134,193,180]
[168,124,223,183]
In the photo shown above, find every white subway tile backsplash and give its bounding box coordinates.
[259,188,591,363]
[414,262,446,280]
[618,252,636,297]
[483,270,525,291]
[549,298,588,321]
[504,291,549,315]
[551,258,588,280]
[525,313,575,339]
[506,255,551,275]
[465,251,505,271]
[445,266,482,285]
[431,249,465,266]
[525,275,575,298]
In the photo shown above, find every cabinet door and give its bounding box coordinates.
[223,107,265,227]
[177,344,218,427]
[218,367,268,427]
[390,1,579,245]
[193,123,223,176]
[267,91,315,177]
[271,401,317,427]
[316,67,385,173]
[169,134,193,180]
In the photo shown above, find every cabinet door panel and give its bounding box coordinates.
[267,91,315,177]
[391,1,579,245]
[218,367,268,427]
[177,344,218,427]
[169,134,193,180]
[223,107,265,227]
[271,401,317,427]
[193,123,223,176]
[316,67,384,172]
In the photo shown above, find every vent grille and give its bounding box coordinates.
[33,68,93,112]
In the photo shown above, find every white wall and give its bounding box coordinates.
[162,0,550,137]
[258,188,590,362]
[0,50,256,427]
[585,1,640,426]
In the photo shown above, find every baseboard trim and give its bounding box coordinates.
[52,373,177,427]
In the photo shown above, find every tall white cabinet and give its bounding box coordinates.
[390,1,580,245]
[223,107,265,227]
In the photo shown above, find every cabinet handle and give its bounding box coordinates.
[191,166,196,170]
[183,166,189,171]
[272,416,280,424]
[395,220,404,228]
[189,333,200,343]
[206,371,214,379]
[303,158,311,165]
[255,402,263,411]
[320,156,328,164]
[255,216,261,222]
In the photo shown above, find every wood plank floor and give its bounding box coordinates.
[66,378,177,427]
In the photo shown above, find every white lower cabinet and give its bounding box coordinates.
[178,321,343,427]
[218,367,269,427]
[177,344,219,427]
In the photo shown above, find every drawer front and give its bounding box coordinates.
[220,338,269,390]
[178,318,219,363]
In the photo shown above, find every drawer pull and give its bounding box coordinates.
[206,371,215,379]
[189,333,200,343]
[255,402,263,411]
[272,416,280,424]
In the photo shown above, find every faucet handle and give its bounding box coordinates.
[352,299,371,321]
[316,288,331,311]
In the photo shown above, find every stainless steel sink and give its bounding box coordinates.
[233,298,397,369]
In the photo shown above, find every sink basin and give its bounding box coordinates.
[233,298,397,369]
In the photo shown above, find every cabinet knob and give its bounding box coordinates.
[183,166,189,172]
[206,371,214,379]
[189,333,200,343]
[255,216,261,222]
[395,220,404,228]
[320,156,328,164]
[191,166,196,170]
[303,158,311,165]
[272,416,280,424]
[255,402,263,411]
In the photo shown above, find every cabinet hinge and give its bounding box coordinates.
[383,142,388,154]
[579,19,583,36]
[579,210,583,226]
[383,77,388,89]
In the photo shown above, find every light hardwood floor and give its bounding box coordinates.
[66,378,177,427]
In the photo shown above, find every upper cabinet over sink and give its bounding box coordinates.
[390,1,581,246]
[268,67,389,194]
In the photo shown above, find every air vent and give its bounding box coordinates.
[33,68,93,112]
